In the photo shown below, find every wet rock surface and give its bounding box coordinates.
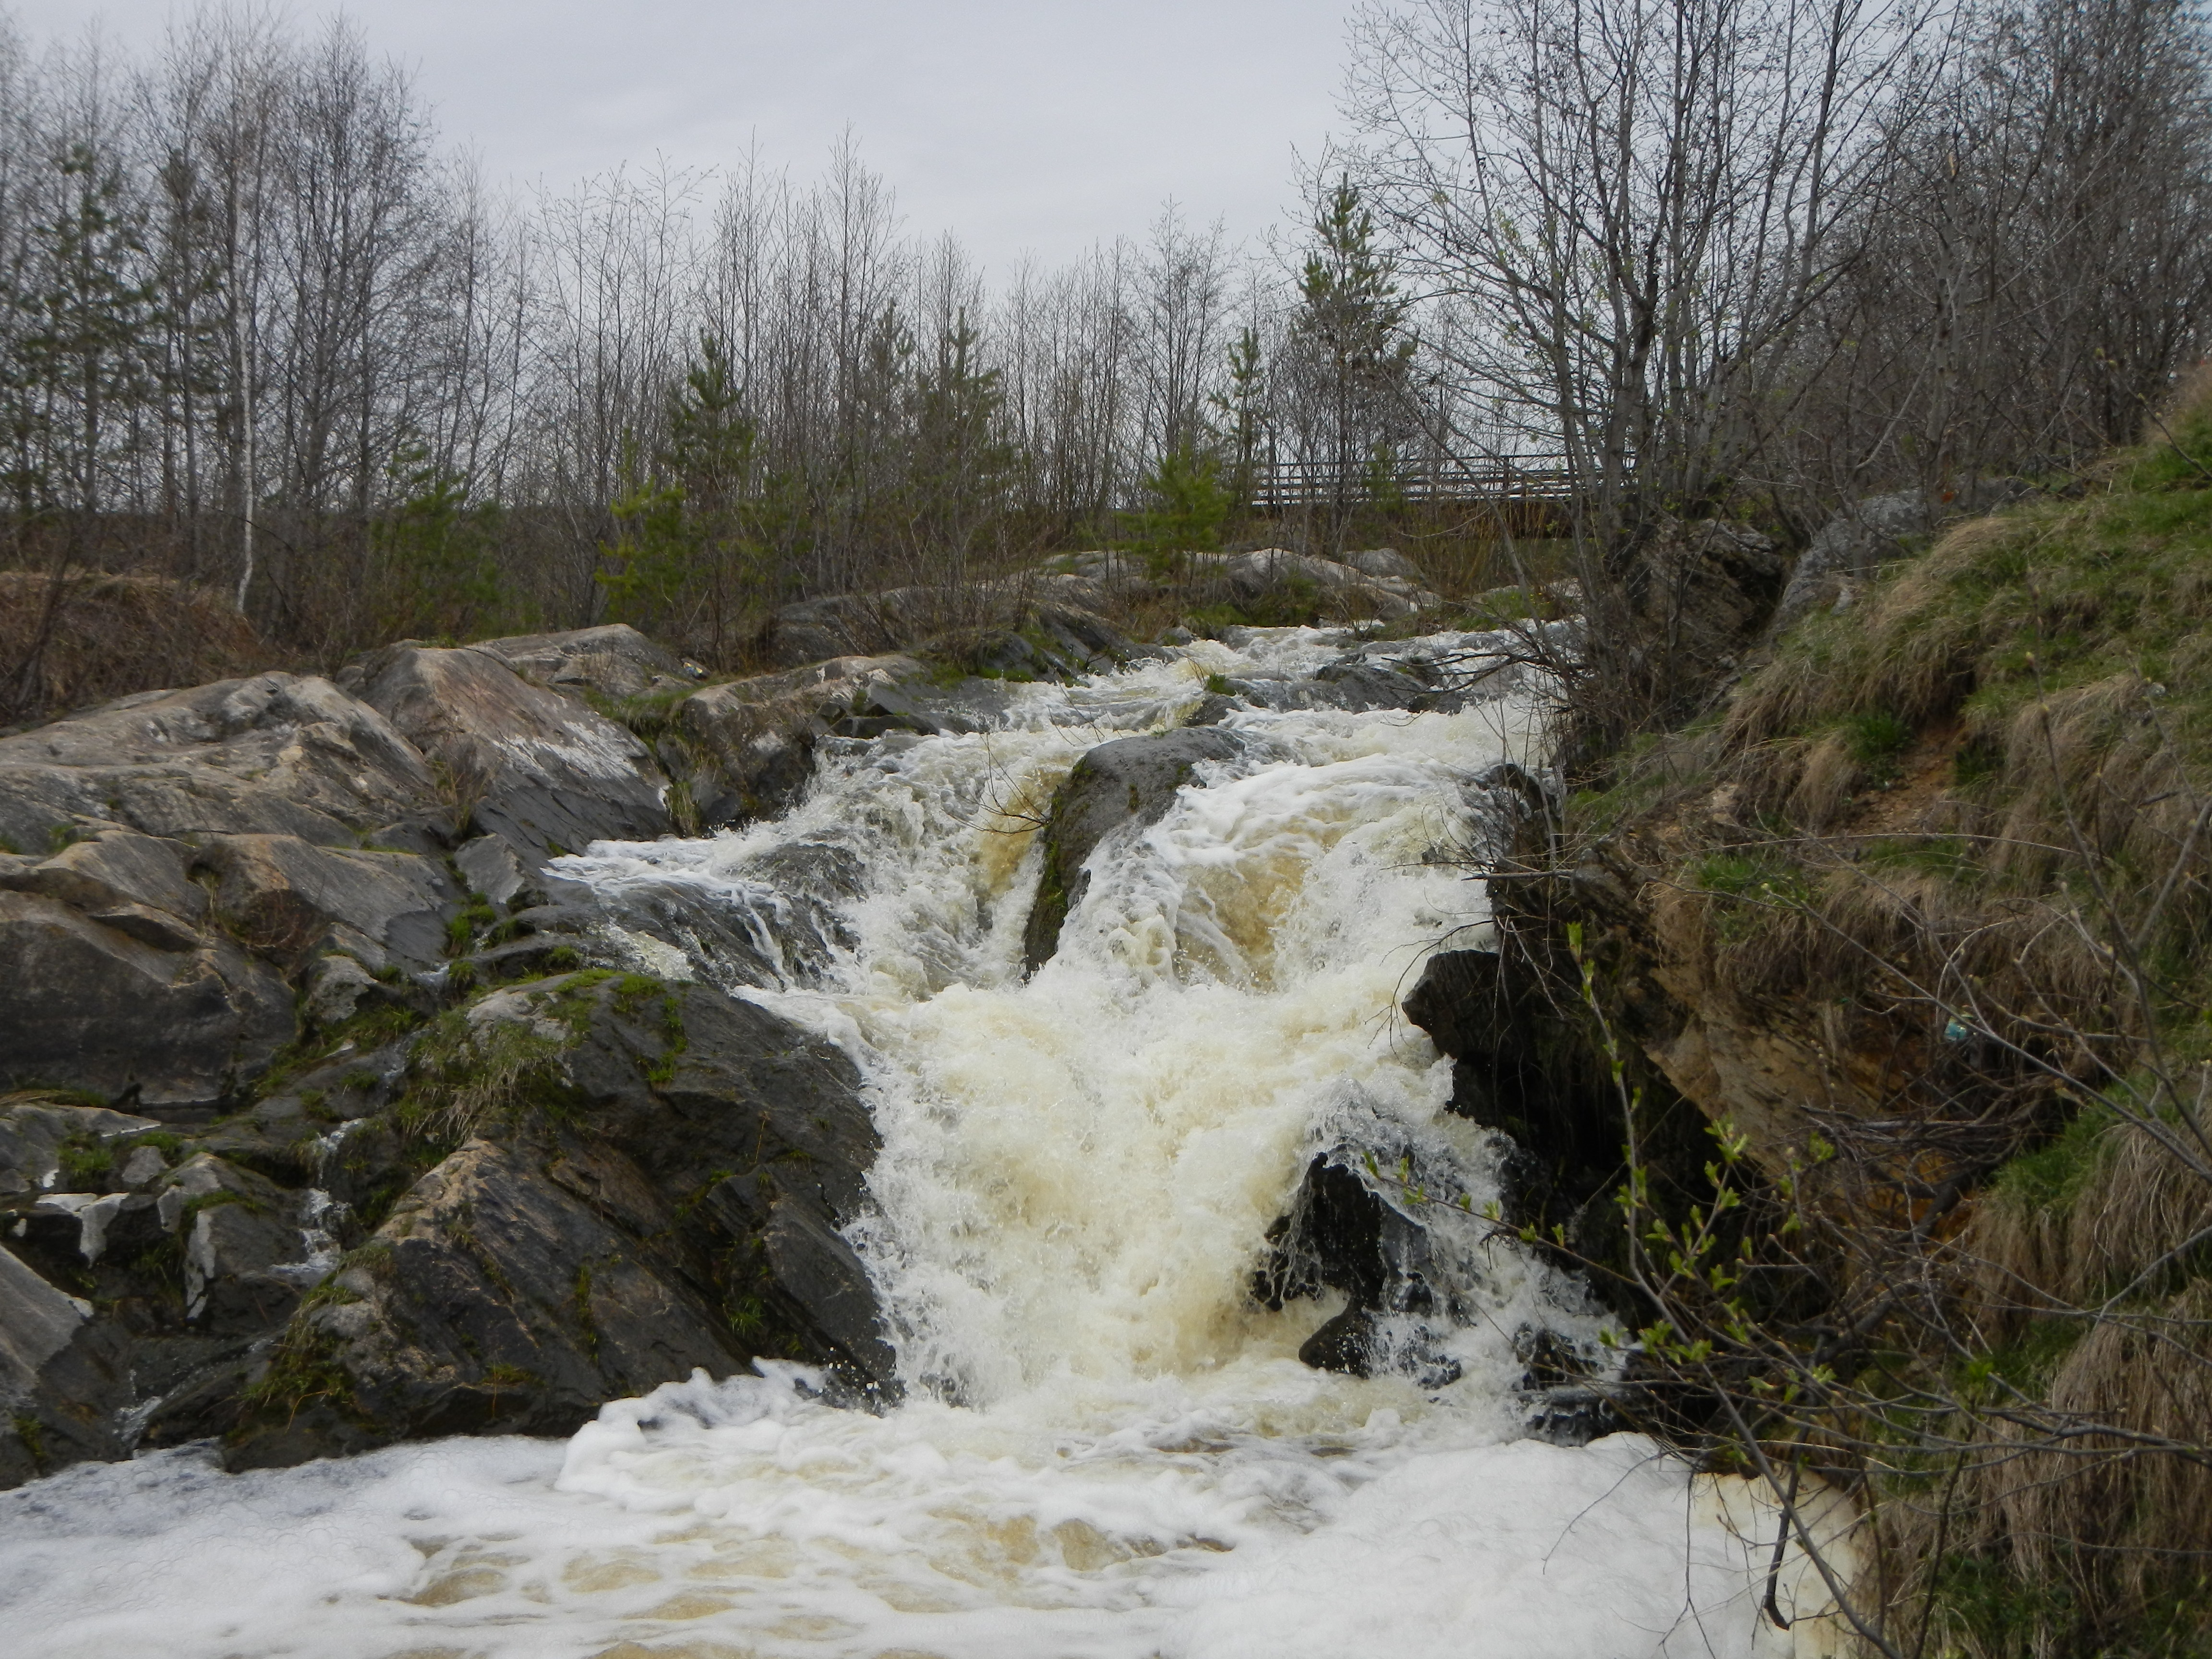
[0,622,912,1489]
[1021,727,1246,969]
[0,592,1516,1489]
[676,653,927,825]
[224,973,888,1467]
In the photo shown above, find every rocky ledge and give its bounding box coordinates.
[0,620,926,1488]
[0,559,1495,1490]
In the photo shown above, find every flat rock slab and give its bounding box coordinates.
[0,672,443,854]
[470,623,690,701]
[341,644,672,862]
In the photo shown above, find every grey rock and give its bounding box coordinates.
[454,834,532,907]
[758,581,1125,672]
[760,1194,898,1390]
[341,643,673,862]
[0,672,444,855]
[469,624,690,701]
[0,829,206,928]
[1022,728,1245,969]
[226,973,891,1466]
[1205,656,1457,719]
[0,1243,131,1487]
[677,654,926,825]
[1774,481,2032,633]
[196,833,457,969]
[0,1098,157,1199]
[1345,547,1423,581]
[302,953,386,1030]
[161,1154,312,1333]
[0,892,294,1114]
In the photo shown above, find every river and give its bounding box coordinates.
[0,624,1848,1658]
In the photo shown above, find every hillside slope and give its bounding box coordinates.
[1503,387,2212,1656]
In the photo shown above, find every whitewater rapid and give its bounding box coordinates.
[0,625,1854,1658]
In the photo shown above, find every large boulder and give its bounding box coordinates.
[676,654,926,824]
[1345,547,1423,581]
[1184,548,1440,620]
[0,1243,132,1487]
[0,828,205,951]
[1022,728,1245,969]
[1773,480,2032,632]
[1194,649,1463,721]
[194,834,457,971]
[225,971,893,1468]
[469,623,693,701]
[0,1107,336,1487]
[0,890,293,1114]
[757,579,1127,673]
[0,1095,158,1201]
[339,643,673,862]
[0,672,444,854]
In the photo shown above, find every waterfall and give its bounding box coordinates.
[0,625,1853,1659]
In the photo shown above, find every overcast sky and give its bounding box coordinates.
[14,0,1358,277]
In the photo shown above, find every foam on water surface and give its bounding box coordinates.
[0,626,1858,1658]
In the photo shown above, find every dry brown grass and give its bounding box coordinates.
[0,569,277,729]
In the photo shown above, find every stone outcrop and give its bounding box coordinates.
[0,889,294,1114]
[470,622,695,700]
[1772,480,2032,633]
[676,653,927,823]
[226,972,889,1467]
[1051,547,1443,622]
[0,620,911,1491]
[1021,727,1246,969]
[0,671,444,854]
[758,579,1130,673]
[339,642,673,862]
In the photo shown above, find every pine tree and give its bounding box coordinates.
[903,308,1013,577]
[1289,177,1417,552]
[599,332,768,656]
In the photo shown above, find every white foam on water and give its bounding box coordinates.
[0,626,1861,1658]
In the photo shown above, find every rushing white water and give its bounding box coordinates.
[0,626,1858,1658]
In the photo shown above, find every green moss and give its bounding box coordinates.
[299,1278,362,1310]
[237,1323,358,1427]
[1991,1104,2117,1215]
[642,992,688,1086]
[339,1241,397,1277]
[55,1131,112,1190]
[10,1412,46,1469]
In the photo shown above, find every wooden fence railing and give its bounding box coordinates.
[1250,454,1575,512]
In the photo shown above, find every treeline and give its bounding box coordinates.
[0,5,1448,685]
[1344,0,2212,743]
[2,0,2208,698]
